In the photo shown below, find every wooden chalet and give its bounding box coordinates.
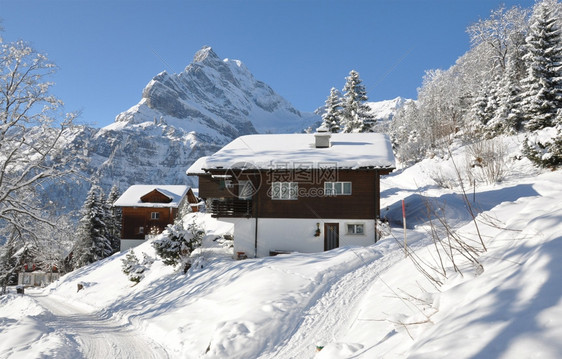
[113,185,199,251]
[187,130,396,258]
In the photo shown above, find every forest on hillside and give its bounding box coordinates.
[390,0,562,168]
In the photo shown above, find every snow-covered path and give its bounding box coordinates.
[257,243,405,359]
[29,292,169,359]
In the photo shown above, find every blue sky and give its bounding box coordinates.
[2,0,536,128]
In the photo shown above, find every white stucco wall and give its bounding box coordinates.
[120,239,146,252]
[223,218,377,258]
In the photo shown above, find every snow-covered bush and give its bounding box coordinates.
[152,220,204,274]
[121,250,152,284]
[523,126,562,168]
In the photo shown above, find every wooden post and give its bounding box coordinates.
[402,199,407,257]
[374,173,378,243]
[254,195,259,258]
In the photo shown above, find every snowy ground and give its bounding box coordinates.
[1,134,561,358]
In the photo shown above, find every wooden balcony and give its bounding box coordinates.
[210,199,253,218]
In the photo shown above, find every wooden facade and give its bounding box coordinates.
[120,206,178,240]
[199,169,391,220]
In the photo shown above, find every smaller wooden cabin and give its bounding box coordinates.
[113,185,199,251]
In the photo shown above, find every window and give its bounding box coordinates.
[218,179,233,189]
[151,212,160,220]
[347,223,364,235]
[271,182,298,200]
[325,182,352,195]
[138,226,144,234]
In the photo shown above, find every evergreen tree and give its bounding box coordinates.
[121,249,152,283]
[106,185,122,253]
[523,126,562,168]
[521,0,562,131]
[494,57,525,133]
[95,191,113,258]
[152,220,203,274]
[341,70,375,133]
[321,87,342,133]
[73,186,112,269]
[470,83,493,129]
[484,75,501,126]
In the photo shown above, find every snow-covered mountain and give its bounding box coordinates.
[45,47,409,212]
[367,96,411,123]
[48,47,319,211]
[115,46,315,136]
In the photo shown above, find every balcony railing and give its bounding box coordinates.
[210,198,253,218]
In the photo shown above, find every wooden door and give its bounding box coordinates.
[324,223,339,251]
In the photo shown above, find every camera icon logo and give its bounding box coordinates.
[222,161,262,199]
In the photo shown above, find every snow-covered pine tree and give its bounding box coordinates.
[121,249,151,283]
[489,57,525,134]
[341,70,375,133]
[73,187,96,268]
[121,249,140,283]
[484,75,501,126]
[152,220,203,274]
[72,185,112,269]
[106,185,122,254]
[95,190,114,258]
[522,125,562,168]
[521,0,562,131]
[469,82,493,130]
[321,87,342,133]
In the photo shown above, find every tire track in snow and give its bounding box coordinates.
[30,293,169,359]
[258,248,402,359]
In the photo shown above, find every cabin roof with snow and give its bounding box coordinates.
[186,133,396,174]
[113,185,192,208]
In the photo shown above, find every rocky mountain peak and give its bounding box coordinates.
[192,46,220,64]
[117,47,315,136]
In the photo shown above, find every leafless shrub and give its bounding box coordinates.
[429,169,458,189]
[466,138,509,184]
[397,145,493,288]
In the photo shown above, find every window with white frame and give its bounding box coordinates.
[151,212,160,220]
[271,182,298,200]
[138,226,144,234]
[347,223,364,235]
[325,181,352,195]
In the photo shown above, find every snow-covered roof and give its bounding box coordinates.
[113,185,190,208]
[186,133,395,174]
[186,156,210,175]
